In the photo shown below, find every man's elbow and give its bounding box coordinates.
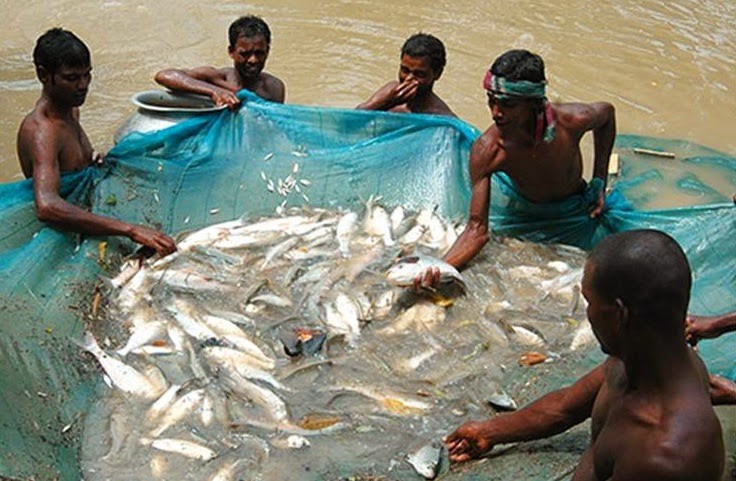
[467,221,491,246]
[154,69,176,85]
[35,199,63,224]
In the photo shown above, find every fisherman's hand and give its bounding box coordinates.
[589,191,605,218]
[383,78,419,108]
[413,266,441,291]
[129,225,177,257]
[444,420,495,463]
[211,89,241,110]
[685,315,719,347]
[92,150,105,166]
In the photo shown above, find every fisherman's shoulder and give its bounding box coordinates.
[552,102,612,131]
[470,126,503,166]
[261,71,286,102]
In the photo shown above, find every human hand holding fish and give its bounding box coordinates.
[386,254,466,294]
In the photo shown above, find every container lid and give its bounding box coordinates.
[131,90,227,113]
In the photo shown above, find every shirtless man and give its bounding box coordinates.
[17,28,176,257]
[416,49,615,286]
[357,33,455,117]
[445,229,725,480]
[155,15,285,109]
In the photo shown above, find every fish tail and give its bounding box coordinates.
[72,331,100,355]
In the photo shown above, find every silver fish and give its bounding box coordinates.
[406,440,445,479]
[141,437,217,461]
[487,389,518,411]
[386,254,466,292]
[75,331,164,399]
[149,388,206,437]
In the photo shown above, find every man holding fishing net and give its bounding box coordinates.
[415,49,616,288]
[17,28,177,257]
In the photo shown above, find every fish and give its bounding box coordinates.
[221,371,289,422]
[166,299,219,341]
[386,254,466,292]
[362,197,394,246]
[336,211,359,255]
[487,389,518,411]
[116,321,168,357]
[74,331,164,399]
[177,219,244,251]
[149,388,206,437]
[323,293,361,343]
[323,385,432,415]
[569,321,596,351]
[141,437,218,461]
[145,383,183,423]
[406,440,445,479]
[201,314,275,367]
[201,346,284,389]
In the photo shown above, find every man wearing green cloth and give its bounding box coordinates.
[415,49,616,288]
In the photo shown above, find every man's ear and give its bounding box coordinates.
[615,298,630,329]
[36,65,50,84]
[433,67,444,81]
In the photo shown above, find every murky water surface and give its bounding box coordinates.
[1,0,734,189]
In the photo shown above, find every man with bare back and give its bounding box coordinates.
[445,229,725,480]
[17,28,176,257]
[155,15,285,108]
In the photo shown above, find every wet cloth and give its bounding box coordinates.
[489,172,631,250]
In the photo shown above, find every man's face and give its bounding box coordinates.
[230,35,269,81]
[486,91,535,129]
[43,64,92,107]
[398,55,438,93]
[581,261,623,356]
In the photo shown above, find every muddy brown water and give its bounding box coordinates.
[1,0,734,186]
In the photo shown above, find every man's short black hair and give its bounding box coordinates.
[229,15,271,48]
[490,49,545,83]
[33,28,90,75]
[588,229,692,323]
[401,33,446,73]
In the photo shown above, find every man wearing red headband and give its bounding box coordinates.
[416,49,616,288]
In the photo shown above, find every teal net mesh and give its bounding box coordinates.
[1,90,733,480]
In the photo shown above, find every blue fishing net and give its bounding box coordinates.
[0,90,733,480]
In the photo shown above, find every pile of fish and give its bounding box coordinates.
[79,200,593,481]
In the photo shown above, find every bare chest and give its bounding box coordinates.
[499,142,584,202]
[57,120,94,172]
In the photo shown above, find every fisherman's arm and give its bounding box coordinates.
[29,131,176,257]
[442,135,498,269]
[413,136,496,288]
[356,80,418,111]
[582,102,616,218]
[686,311,736,345]
[154,67,240,109]
[445,362,606,462]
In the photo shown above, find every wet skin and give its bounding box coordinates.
[154,34,285,109]
[17,64,177,257]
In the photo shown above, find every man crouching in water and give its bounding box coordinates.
[17,28,176,257]
[445,229,725,480]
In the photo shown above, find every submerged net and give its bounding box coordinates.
[0,90,733,480]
